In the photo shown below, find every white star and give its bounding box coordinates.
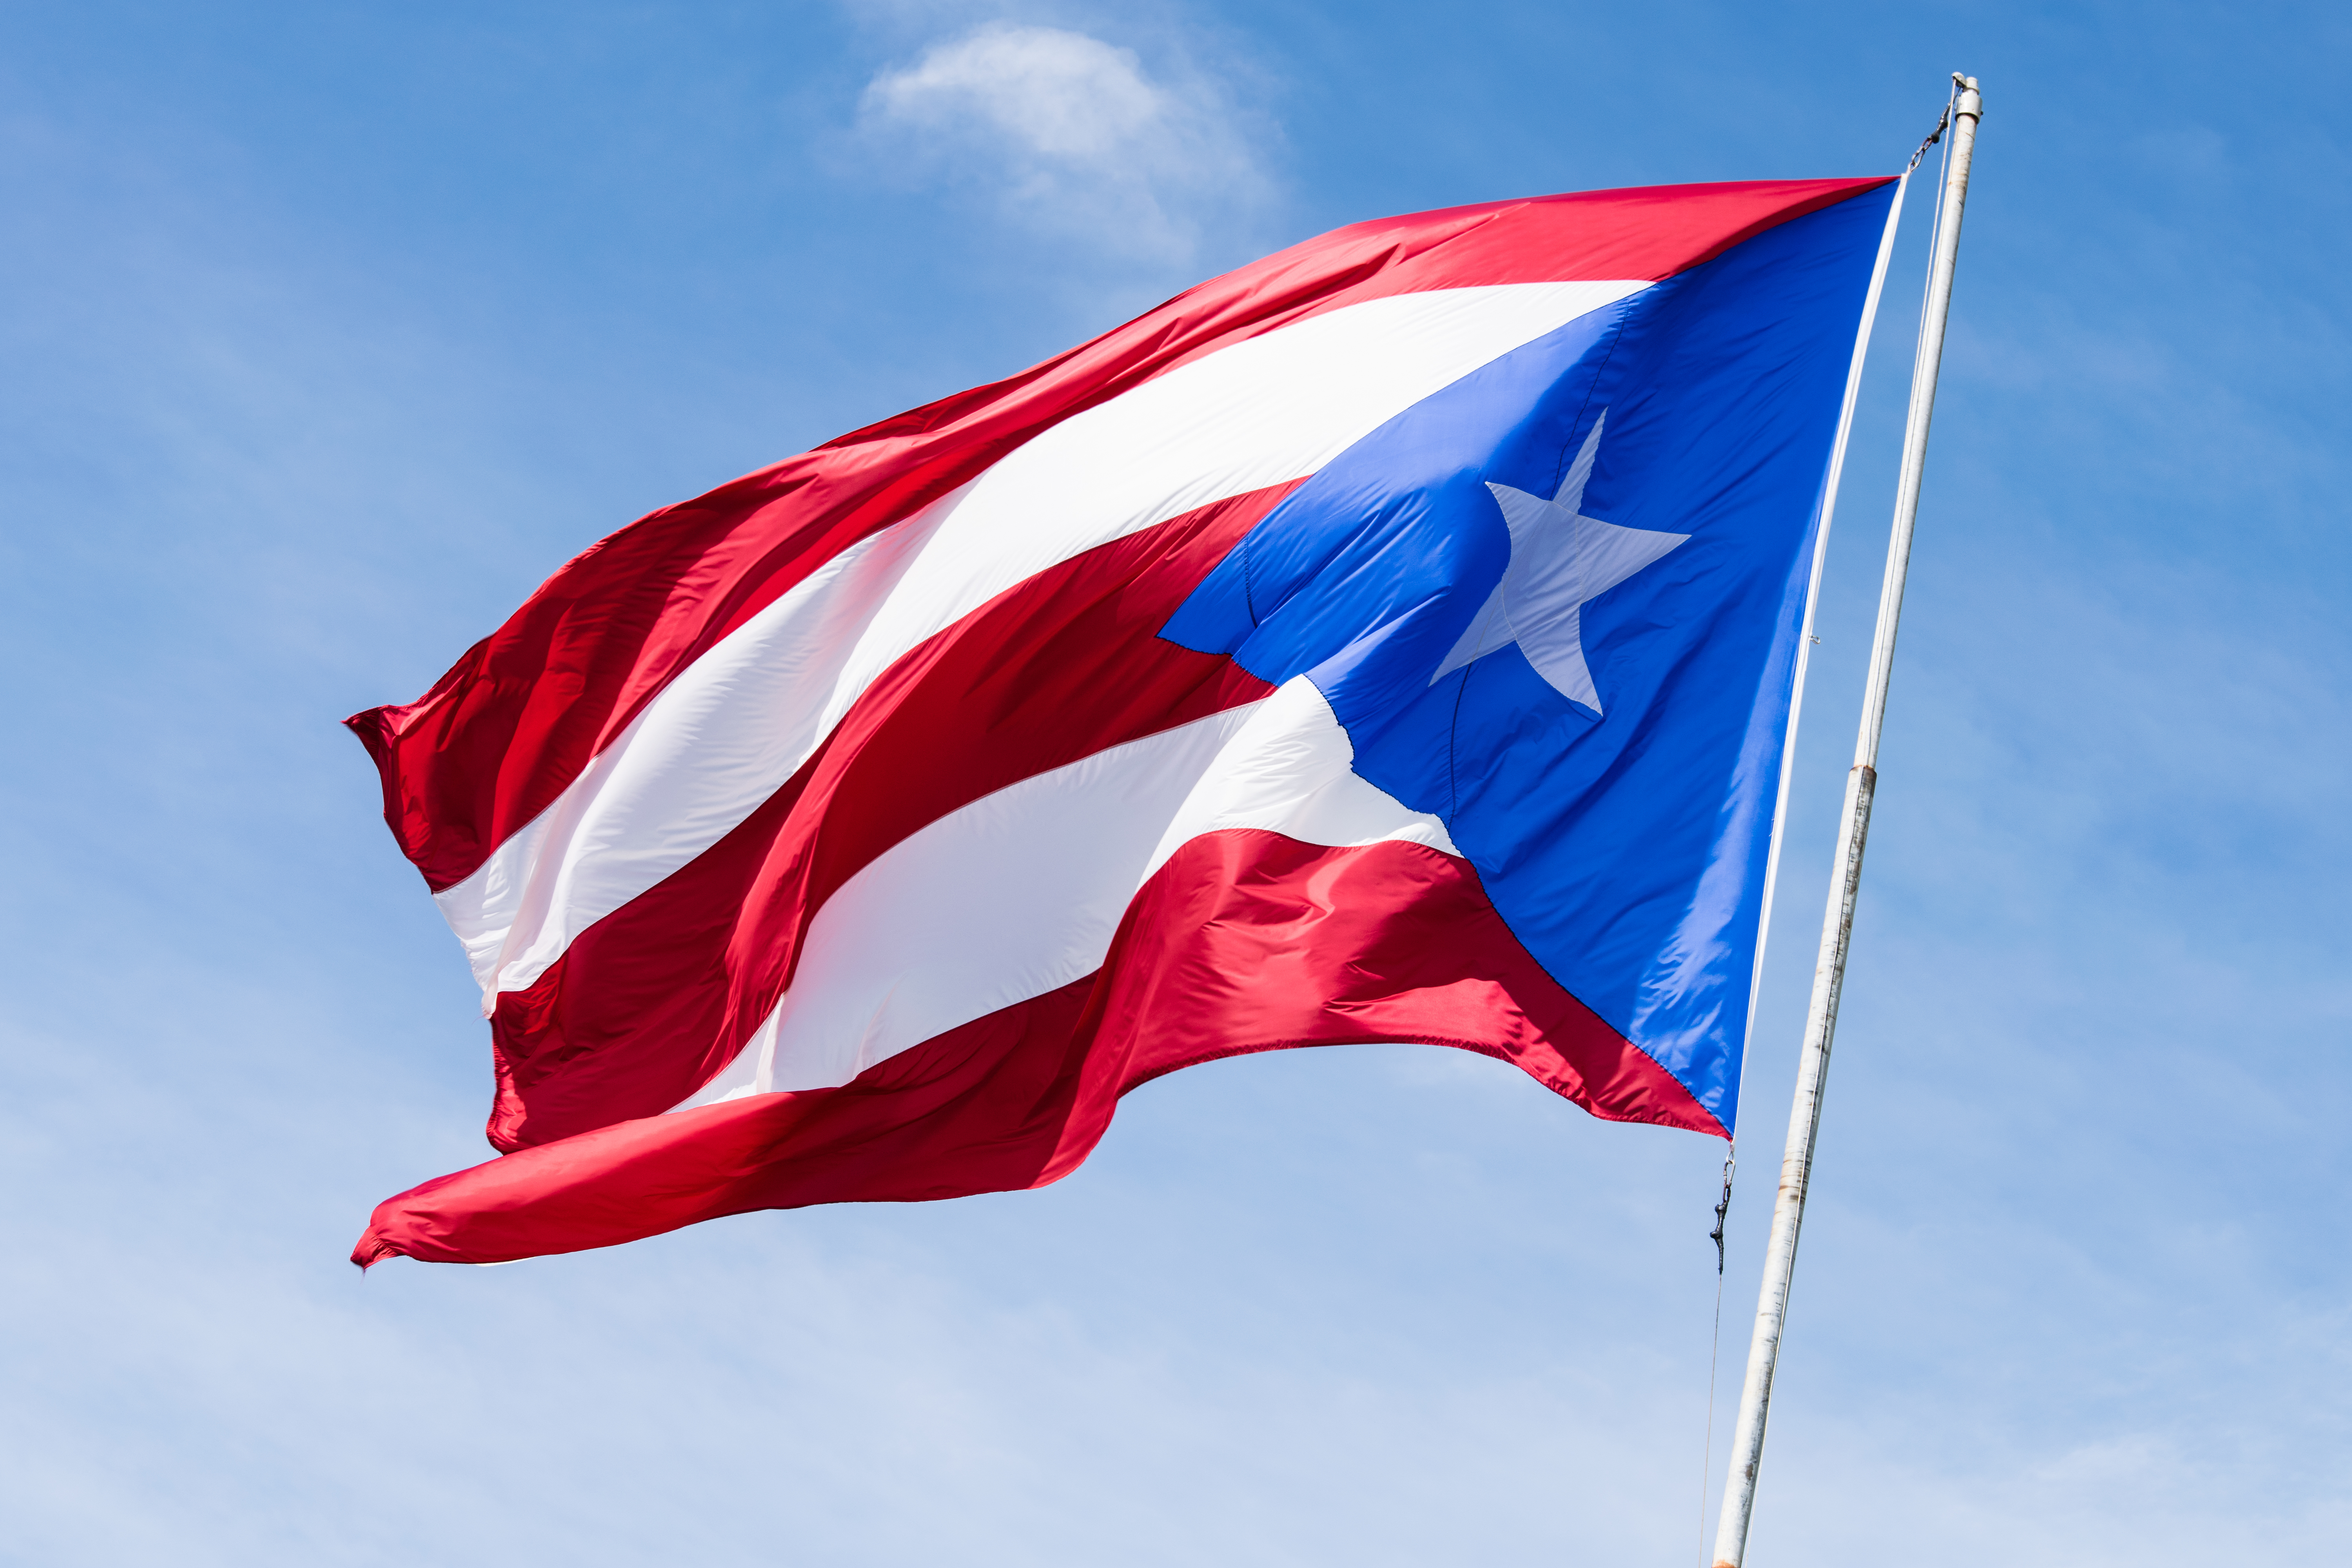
[1430,411,1688,713]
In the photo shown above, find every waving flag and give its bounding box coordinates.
[350,177,1901,1266]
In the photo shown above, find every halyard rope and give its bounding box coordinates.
[1698,1144,1735,1565]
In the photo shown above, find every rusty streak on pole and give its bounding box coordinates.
[1708,74,1983,1568]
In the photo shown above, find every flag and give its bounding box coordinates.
[350,177,1901,1266]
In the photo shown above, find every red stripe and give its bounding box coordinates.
[482,485,1294,1152]
[354,831,1723,1267]
[348,180,1893,892]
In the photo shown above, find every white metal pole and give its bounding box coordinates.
[1708,74,1983,1568]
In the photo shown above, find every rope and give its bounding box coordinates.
[1710,1150,1737,1274]
[1696,1145,1736,1565]
[1904,77,1962,444]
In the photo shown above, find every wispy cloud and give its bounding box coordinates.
[855,22,1275,262]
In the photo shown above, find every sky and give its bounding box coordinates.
[2,2,2347,1564]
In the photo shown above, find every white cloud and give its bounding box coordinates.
[857,22,1274,261]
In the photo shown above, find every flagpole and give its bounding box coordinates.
[1708,74,1984,1568]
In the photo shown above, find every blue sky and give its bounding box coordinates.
[2,2,2346,1564]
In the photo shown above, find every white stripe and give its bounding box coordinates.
[439,281,1644,1008]
[678,677,1453,1105]
[1138,675,1456,883]
[434,486,969,1009]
